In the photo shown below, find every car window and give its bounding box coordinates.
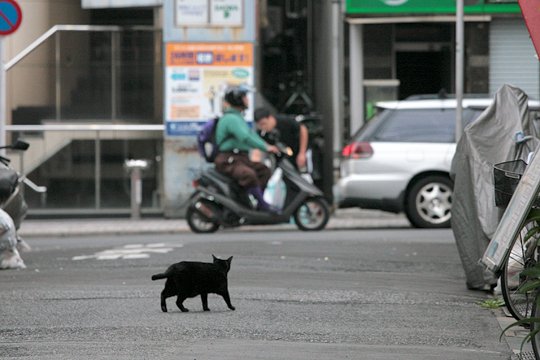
[369,108,481,143]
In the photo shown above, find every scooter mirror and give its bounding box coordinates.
[12,140,30,151]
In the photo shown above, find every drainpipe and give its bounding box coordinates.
[331,0,344,154]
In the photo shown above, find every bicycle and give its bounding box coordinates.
[494,159,540,321]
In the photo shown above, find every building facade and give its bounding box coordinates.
[345,0,540,134]
[1,0,537,216]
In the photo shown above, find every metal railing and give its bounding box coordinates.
[4,25,161,122]
[4,25,164,214]
[7,124,164,213]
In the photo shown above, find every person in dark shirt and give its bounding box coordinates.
[253,108,309,171]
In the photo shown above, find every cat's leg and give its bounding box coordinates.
[160,280,176,312]
[160,289,169,312]
[201,293,210,311]
[220,290,235,311]
[176,295,189,312]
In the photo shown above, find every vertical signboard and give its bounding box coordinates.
[164,42,254,137]
[162,0,256,218]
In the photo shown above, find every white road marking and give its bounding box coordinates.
[72,243,182,261]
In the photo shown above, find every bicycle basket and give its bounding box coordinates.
[493,159,540,208]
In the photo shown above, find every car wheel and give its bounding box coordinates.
[405,175,453,228]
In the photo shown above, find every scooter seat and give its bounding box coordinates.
[201,167,242,199]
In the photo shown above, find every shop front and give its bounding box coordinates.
[346,0,539,134]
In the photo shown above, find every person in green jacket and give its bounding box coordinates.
[214,86,280,213]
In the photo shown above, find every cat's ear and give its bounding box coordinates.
[227,256,233,263]
[212,254,217,261]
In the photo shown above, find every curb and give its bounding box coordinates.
[17,210,411,238]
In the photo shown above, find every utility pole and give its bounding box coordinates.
[0,39,4,149]
[455,0,464,142]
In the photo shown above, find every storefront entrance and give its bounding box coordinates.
[396,49,452,99]
[394,23,453,99]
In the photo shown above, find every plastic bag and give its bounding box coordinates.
[264,168,286,208]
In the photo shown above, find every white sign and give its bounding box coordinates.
[175,0,208,27]
[211,0,243,27]
[82,0,162,8]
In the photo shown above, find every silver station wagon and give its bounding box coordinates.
[336,96,516,228]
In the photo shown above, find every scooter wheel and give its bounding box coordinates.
[294,197,330,231]
[186,205,219,234]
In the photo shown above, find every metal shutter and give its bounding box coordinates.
[490,18,539,99]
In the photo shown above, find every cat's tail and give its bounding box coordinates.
[151,272,168,281]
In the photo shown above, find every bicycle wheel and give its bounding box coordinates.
[501,217,540,321]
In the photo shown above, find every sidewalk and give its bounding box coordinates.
[496,306,535,359]
[17,208,411,237]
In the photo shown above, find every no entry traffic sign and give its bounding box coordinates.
[0,0,21,36]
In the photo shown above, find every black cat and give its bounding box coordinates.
[151,255,235,313]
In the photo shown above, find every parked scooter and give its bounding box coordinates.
[0,140,30,229]
[186,142,330,233]
[0,140,46,269]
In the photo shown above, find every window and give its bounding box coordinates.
[371,109,454,142]
[370,108,483,143]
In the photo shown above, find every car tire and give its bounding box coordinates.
[405,175,453,228]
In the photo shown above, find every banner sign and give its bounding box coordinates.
[165,42,254,136]
[345,0,520,14]
[518,0,540,59]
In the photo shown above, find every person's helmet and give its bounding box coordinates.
[224,85,249,109]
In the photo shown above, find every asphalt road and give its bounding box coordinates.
[0,228,511,359]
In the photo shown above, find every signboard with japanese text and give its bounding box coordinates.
[164,0,254,42]
[175,0,243,28]
[175,0,208,26]
[210,0,243,26]
[165,42,254,136]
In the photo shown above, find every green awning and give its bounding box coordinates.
[345,0,520,15]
